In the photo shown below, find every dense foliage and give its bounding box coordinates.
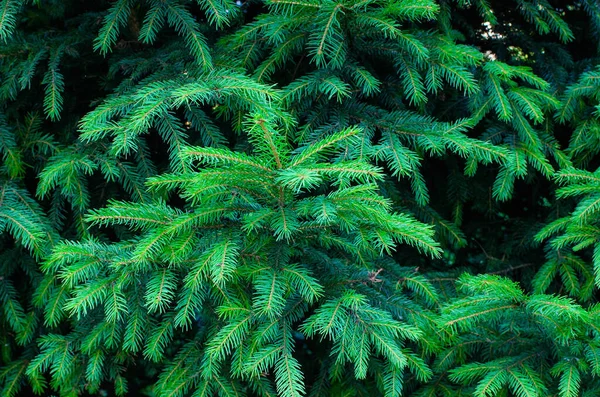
[2,0,600,396]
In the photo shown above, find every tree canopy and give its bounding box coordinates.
[2,0,600,396]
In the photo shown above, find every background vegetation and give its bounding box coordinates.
[1,0,600,396]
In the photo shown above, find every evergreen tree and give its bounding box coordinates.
[1,0,600,396]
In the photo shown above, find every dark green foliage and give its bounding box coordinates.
[2,0,600,396]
